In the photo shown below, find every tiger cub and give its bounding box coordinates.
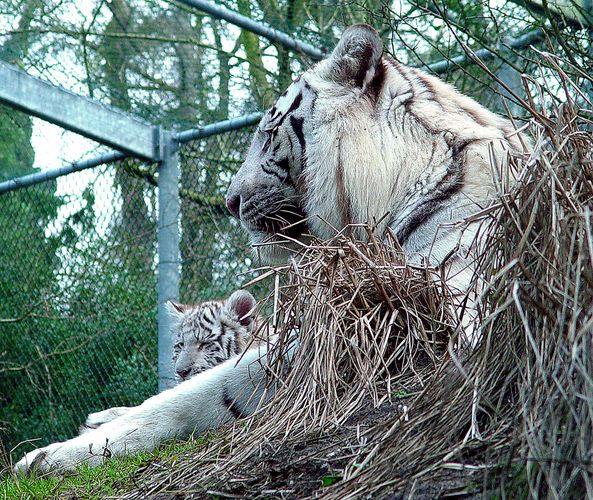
[169,289,261,382]
[80,290,261,433]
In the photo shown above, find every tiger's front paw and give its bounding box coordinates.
[13,447,50,475]
[14,435,110,475]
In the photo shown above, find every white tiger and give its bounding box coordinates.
[79,290,260,433]
[15,24,526,473]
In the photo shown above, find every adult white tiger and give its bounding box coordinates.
[14,24,525,474]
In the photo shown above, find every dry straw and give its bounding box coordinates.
[124,54,592,498]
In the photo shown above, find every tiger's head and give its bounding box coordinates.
[167,290,257,381]
[226,24,387,263]
[227,24,518,266]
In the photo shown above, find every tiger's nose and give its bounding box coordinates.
[176,367,191,380]
[226,194,240,218]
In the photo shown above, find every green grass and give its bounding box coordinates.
[1,436,212,499]
[391,389,417,399]
[321,474,343,487]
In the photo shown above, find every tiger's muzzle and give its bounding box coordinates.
[226,182,307,239]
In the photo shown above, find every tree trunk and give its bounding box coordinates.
[101,0,153,270]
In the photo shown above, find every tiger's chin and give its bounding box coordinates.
[240,214,310,265]
[247,230,308,266]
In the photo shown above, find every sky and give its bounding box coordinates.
[31,119,99,171]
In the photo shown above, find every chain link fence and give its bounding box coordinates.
[0,111,257,456]
[178,125,257,303]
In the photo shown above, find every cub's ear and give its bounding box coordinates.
[166,300,187,321]
[323,24,383,90]
[226,290,256,327]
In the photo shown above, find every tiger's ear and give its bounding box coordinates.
[226,290,256,327]
[323,24,383,90]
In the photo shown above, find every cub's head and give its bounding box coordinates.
[226,24,385,263]
[167,290,257,382]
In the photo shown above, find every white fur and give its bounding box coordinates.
[79,407,132,434]
[78,293,263,432]
[228,29,526,345]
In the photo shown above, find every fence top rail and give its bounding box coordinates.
[0,113,264,195]
[174,112,263,144]
[178,0,548,75]
[0,61,159,161]
[0,150,129,195]
[176,0,325,61]
[428,28,545,74]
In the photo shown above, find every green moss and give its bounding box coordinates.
[504,463,529,499]
[392,389,417,399]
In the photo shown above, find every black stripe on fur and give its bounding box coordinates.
[222,386,246,420]
[395,143,469,245]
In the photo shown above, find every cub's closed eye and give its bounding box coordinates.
[261,134,272,153]
[260,124,278,136]
[174,342,183,349]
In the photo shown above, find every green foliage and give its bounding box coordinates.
[0,168,157,453]
[391,389,416,399]
[0,105,34,181]
[0,104,65,449]
[503,464,529,499]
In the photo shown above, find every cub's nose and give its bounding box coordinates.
[176,367,191,380]
[226,194,240,218]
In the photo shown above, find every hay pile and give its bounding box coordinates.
[123,57,592,498]
[330,57,592,497]
[258,225,455,417]
[123,227,456,498]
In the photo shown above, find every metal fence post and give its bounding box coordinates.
[157,130,180,391]
[496,38,524,119]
